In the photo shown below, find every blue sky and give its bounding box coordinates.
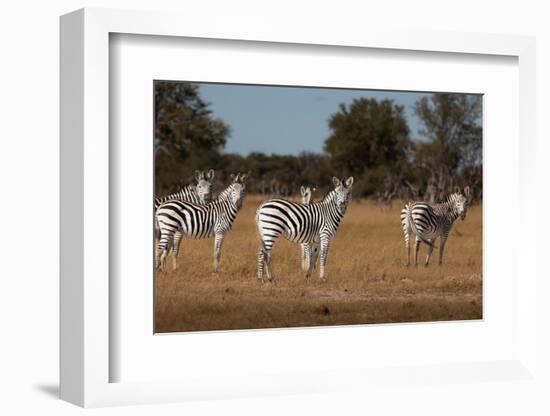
[198,82,432,156]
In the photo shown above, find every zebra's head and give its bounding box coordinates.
[331,176,354,212]
[227,172,248,208]
[194,169,215,204]
[300,185,316,205]
[451,186,471,221]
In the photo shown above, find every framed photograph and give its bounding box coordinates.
[60,8,537,408]
[151,80,482,334]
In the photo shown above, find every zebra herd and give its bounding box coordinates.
[155,170,472,284]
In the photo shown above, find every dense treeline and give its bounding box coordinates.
[155,81,482,202]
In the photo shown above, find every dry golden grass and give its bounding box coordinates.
[155,195,482,333]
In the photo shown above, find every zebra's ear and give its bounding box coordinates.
[345,176,354,188]
[240,173,248,183]
[332,177,341,187]
[464,186,471,198]
[300,186,306,196]
[454,186,461,194]
[194,170,202,182]
[229,173,236,182]
[206,169,215,181]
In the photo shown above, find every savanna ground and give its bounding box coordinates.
[155,195,482,333]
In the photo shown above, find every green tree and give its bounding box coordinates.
[414,93,482,175]
[324,98,411,196]
[155,81,230,193]
[413,93,482,199]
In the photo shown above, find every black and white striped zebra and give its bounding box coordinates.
[299,186,320,276]
[400,186,471,267]
[154,169,215,240]
[155,173,248,272]
[154,169,215,210]
[256,176,354,283]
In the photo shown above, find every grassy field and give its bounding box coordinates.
[155,195,482,333]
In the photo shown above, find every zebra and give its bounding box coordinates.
[400,186,471,267]
[154,169,215,240]
[299,186,320,276]
[155,172,248,272]
[154,169,215,210]
[256,176,354,284]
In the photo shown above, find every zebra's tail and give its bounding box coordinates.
[406,203,436,249]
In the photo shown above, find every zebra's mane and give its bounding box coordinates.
[216,184,234,202]
[436,192,464,219]
[320,188,337,203]
[158,184,196,201]
[445,192,465,206]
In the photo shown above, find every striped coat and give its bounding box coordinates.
[255,176,353,283]
[400,186,471,266]
[299,186,320,276]
[155,173,247,272]
[154,169,215,240]
[154,169,215,209]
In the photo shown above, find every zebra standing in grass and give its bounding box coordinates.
[400,186,471,267]
[156,173,248,272]
[154,169,215,240]
[299,186,320,276]
[256,176,354,284]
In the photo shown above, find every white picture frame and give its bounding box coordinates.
[60,7,537,408]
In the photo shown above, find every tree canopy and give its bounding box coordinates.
[154,81,482,201]
[324,98,412,195]
[324,98,411,175]
[155,81,230,191]
[413,93,482,174]
[412,93,482,201]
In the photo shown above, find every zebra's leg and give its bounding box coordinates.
[264,248,274,283]
[257,246,274,284]
[257,248,266,284]
[156,229,173,271]
[171,231,183,270]
[312,243,320,271]
[155,245,163,271]
[306,242,319,278]
[401,210,411,266]
[213,233,225,273]
[319,237,331,280]
[414,237,421,267]
[302,243,311,278]
[424,239,435,267]
[438,236,448,266]
[301,243,309,273]
[404,227,411,267]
